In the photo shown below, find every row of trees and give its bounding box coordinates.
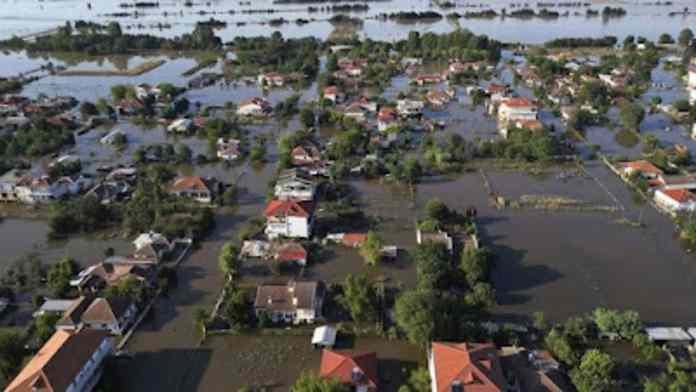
[1,21,222,54]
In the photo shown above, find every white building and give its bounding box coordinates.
[254,280,324,324]
[264,199,315,238]
[654,188,696,214]
[498,97,538,124]
[4,329,114,392]
[167,118,193,133]
[237,97,271,116]
[274,171,316,201]
[217,138,241,161]
[396,99,424,117]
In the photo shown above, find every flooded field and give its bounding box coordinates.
[1,0,695,43]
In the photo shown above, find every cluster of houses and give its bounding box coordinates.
[306,340,572,392]
[479,83,542,139]
[0,93,79,139]
[617,160,696,215]
[2,231,188,392]
[0,168,95,204]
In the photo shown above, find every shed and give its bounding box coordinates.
[646,327,693,345]
[312,326,337,349]
[33,299,76,317]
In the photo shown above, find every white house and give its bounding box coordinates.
[167,118,193,133]
[169,176,214,204]
[133,231,174,262]
[4,329,114,392]
[323,86,344,104]
[274,171,316,201]
[264,199,315,238]
[217,138,241,161]
[258,72,286,87]
[498,97,538,124]
[15,175,67,204]
[237,97,272,116]
[396,99,424,117]
[254,280,324,324]
[654,188,696,214]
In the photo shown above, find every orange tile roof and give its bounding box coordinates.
[319,350,378,390]
[5,329,110,392]
[264,199,314,218]
[169,176,210,193]
[430,342,505,392]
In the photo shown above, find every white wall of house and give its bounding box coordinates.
[654,190,696,213]
[266,216,312,238]
[428,349,438,392]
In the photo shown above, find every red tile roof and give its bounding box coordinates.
[430,342,505,392]
[501,97,536,108]
[264,199,314,218]
[620,160,663,175]
[342,233,367,248]
[276,242,307,262]
[659,189,696,203]
[319,350,378,390]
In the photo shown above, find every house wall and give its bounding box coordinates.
[66,337,114,392]
[428,349,438,392]
[654,191,696,213]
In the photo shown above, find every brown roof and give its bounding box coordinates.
[254,280,322,312]
[430,342,506,392]
[169,176,210,193]
[319,350,378,390]
[619,160,663,175]
[5,329,111,392]
[81,297,132,325]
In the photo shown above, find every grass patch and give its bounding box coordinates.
[57,59,165,76]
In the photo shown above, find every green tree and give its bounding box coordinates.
[47,257,77,297]
[570,350,615,392]
[394,289,436,347]
[460,247,491,286]
[291,371,349,392]
[679,28,694,47]
[300,107,315,128]
[464,282,496,309]
[359,231,383,266]
[413,243,451,290]
[424,198,449,222]
[193,307,209,336]
[218,243,241,282]
[337,273,376,323]
[398,367,431,392]
[110,84,128,101]
[224,286,250,328]
[545,328,577,366]
[35,313,60,344]
[618,101,645,132]
[592,307,642,340]
[0,330,24,381]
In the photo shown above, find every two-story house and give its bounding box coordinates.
[5,329,114,392]
[274,170,317,201]
[168,176,214,204]
[264,199,315,238]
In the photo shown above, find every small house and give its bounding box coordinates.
[312,325,337,349]
[264,199,315,239]
[168,176,214,204]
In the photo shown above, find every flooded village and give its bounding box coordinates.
[2,0,696,391]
